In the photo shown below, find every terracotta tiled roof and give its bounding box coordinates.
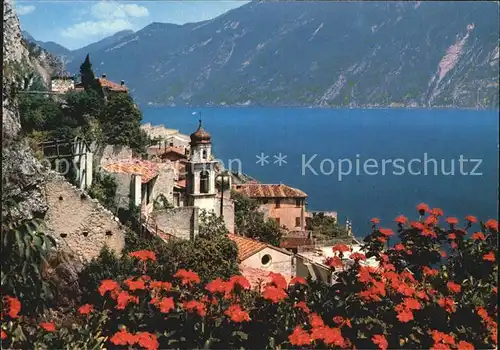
[227,234,268,261]
[158,146,186,158]
[280,237,314,249]
[175,179,186,188]
[97,77,128,92]
[240,266,291,290]
[233,184,307,198]
[103,159,159,183]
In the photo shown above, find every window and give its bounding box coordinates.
[295,199,301,207]
[295,217,301,227]
[169,142,174,147]
[202,149,207,159]
[261,254,272,267]
[275,199,281,208]
[200,171,209,194]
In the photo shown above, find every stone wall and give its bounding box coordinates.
[215,196,235,233]
[109,172,134,210]
[151,207,199,240]
[152,164,175,205]
[97,145,134,167]
[141,123,179,140]
[51,78,74,93]
[43,174,126,262]
[241,247,294,277]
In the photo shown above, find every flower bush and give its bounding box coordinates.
[1,205,497,349]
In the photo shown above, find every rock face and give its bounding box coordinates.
[55,1,498,108]
[2,0,48,223]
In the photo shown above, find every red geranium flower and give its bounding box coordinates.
[394,215,408,224]
[262,285,288,303]
[294,301,310,313]
[465,215,477,223]
[182,300,206,317]
[431,208,444,217]
[425,215,439,226]
[422,228,437,238]
[290,276,307,285]
[440,251,447,258]
[116,291,139,310]
[227,275,251,291]
[326,256,343,268]
[411,221,425,230]
[3,296,21,319]
[457,341,475,350]
[483,251,495,262]
[350,252,366,261]
[1,330,7,340]
[472,232,486,240]
[447,233,456,240]
[289,326,311,346]
[129,250,156,262]
[332,243,350,253]
[309,313,325,328]
[372,334,388,350]
[136,332,159,350]
[445,217,458,225]
[156,297,175,314]
[379,228,394,237]
[403,298,422,310]
[173,269,201,285]
[225,304,250,322]
[370,217,380,224]
[437,297,456,313]
[268,272,287,289]
[78,304,93,315]
[394,243,405,251]
[417,203,430,214]
[124,277,146,291]
[484,219,498,232]
[149,280,172,291]
[396,309,414,323]
[98,280,120,296]
[40,322,56,332]
[446,282,461,294]
[205,278,227,294]
[110,329,137,346]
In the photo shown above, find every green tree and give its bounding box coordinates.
[232,190,283,246]
[79,54,102,97]
[100,92,150,153]
[306,212,350,239]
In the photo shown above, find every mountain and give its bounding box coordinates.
[22,31,71,57]
[22,30,135,66]
[59,2,500,108]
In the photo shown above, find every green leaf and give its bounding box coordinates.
[231,331,248,340]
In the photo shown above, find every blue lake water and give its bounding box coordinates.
[142,107,499,236]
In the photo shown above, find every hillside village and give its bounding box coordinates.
[47,73,366,286]
[3,1,497,348]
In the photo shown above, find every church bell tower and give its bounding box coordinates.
[186,120,217,212]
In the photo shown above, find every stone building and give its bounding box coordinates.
[228,234,295,289]
[233,183,308,232]
[74,74,128,98]
[146,121,235,238]
[43,174,126,262]
[50,76,75,94]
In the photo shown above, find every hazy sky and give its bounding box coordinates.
[15,0,249,50]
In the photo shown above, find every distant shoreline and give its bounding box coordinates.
[140,104,499,111]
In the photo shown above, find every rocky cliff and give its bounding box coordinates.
[2,0,48,223]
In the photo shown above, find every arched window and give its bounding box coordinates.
[202,149,207,159]
[200,171,209,194]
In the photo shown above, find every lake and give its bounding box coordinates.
[142,107,499,236]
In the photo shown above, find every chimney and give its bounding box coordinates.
[101,73,106,78]
[121,80,125,86]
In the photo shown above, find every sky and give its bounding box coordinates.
[14,0,249,50]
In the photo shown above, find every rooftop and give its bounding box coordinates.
[227,233,292,262]
[103,159,159,183]
[233,183,307,198]
[97,77,128,92]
